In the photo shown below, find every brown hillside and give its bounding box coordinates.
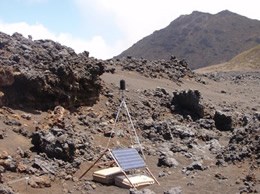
[116,10,260,69]
[195,44,260,73]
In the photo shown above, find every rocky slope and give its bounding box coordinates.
[0,31,259,194]
[116,10,260,69]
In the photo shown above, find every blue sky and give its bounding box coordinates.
[1,0,80,34]
[0,0,121,41]
[0,0,259,59]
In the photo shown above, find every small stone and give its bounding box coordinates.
[158,172,166,177]
[186,161,204,171]
[21,113,32,120]
[0,132,4,139]
[29,175,51,188]
[0,151,9,159]
[215,173,228,180]
[164,186,182,194]
[0,166,5,173]
[17,162,28,173]
[72,177,79,182]
[65,175,72,180]
[91,183,96,189]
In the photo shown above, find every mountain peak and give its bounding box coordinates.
[217,10,233,15]
[191,10,209,15]
[116,11,260,69]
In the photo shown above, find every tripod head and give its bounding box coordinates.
[120,79,126,91]
[119,79,126,99]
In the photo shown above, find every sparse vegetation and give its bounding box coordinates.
[195,44,260,73]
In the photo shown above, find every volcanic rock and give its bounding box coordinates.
[28,175,51,188]
[158,153,179,168]
[186,161,205,171]
[0,31,105,109]
[0,67,15,87]
[108,56,194,81]
[164,187,182,194]
[0,184,16,194]
[171,90,204,120]
[214,110,233,131]
[0,91,4,107]
[129,188,156,194]
[0,157,17,172]
[33,157,57,174]
[31,128,76,162]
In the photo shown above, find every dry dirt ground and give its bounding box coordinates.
[1,68,259,194]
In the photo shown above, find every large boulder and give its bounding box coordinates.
[0,32,105,109]
[171,90,204,120]
[214,110,233,131]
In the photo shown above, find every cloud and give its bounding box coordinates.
[0,21,55,40]
[75,0,260,53]
[75,0,177,48]
[0,20,118,59]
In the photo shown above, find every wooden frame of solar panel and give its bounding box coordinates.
[79,148,159,189]
[110,148,159,188]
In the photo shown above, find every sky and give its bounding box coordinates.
[0,0,259,59]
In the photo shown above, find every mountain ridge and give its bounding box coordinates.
[116,10,260,69]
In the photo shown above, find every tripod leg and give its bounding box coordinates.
[123,101,145,159]
[106,100,124,148]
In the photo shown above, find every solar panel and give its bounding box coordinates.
[111,148,146,171]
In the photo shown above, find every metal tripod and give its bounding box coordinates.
[106,90,145,159]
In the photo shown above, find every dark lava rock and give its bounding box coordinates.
[33,157,58,174]
[158,153,179,168]
[185,161,205,172]
[0,184,16,194]
[129,188,156,194]
[197,118,215,130]
[3,119,21,126]
[0,131,4,139]
[218,113,260,165]
[31,128,76,162]
[0,32,105,109]
[0,156,17,172]
[164,187,182,194]
[214,110,233,131]
[171,90,204,120]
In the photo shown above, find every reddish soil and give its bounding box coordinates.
[1,68,259,194]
